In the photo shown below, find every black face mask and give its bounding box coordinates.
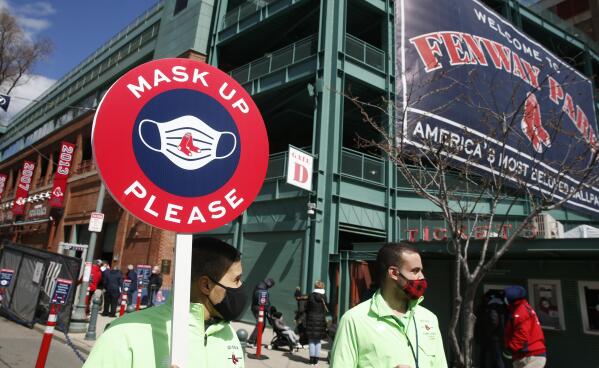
[208,278,248,322]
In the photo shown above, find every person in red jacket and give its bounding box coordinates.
[87,260,103,314]
[503,286,546,368]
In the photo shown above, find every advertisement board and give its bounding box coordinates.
[396,0,599,215]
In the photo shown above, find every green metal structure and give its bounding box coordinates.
[2,0,599,364]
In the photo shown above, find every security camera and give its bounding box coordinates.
[307,202,317,216]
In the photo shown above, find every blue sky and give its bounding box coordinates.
[0,0,159,119]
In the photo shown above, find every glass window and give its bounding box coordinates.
[174,0,188,15]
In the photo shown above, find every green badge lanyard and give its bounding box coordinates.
[394,314,419,368]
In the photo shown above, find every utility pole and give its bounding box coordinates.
[69,183,105,332]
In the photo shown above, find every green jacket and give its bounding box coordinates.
[83,300,244,368]
[330,290,447,368]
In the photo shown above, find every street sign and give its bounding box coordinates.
[91,58,269,233]
[136,264,152,286]
[286,146,314,191]
[51,278,73,305]
[88,212,104,232]
[0,268,14,288]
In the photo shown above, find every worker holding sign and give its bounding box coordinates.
[84,237,246,367]
[89,58,268,367]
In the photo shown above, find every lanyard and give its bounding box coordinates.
[398,314,419,368]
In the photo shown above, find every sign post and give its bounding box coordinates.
[92,58,268,367]
[36,278,72,368]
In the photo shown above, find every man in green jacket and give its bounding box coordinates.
[84,237,247,368]
[330,243,447,368]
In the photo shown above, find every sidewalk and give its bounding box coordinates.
[36,312,331,367]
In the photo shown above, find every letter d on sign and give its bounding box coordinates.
[286,146,314,191]
[294,162,309,183]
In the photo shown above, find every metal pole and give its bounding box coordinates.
[170,233,192,368]
[85,293,102,341]
[70,183,106,333]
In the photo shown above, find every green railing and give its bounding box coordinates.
[345,34,386,72]
[222,0,278,29]
[341,148,385,184]
[229,35,317,84]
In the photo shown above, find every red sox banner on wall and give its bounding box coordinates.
[0,174,7,201]
[12,161,35,215]
[396,0,599,215]
[49,141,75,208]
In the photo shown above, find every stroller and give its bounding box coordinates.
[266,306,300,353]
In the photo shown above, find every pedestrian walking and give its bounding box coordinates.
[126,264,138,306]
[101,266,123,317]
[330,243,447,368]
[476,290,508,368]
[148,265,163,306]
[247,277,275,347]
[84,237,247,367]
[504,286,547,368]
[86,260,103,315]
[306,280,328,366]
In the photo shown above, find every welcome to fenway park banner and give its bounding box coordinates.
[396,0,599,215]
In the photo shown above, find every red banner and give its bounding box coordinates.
[0,174,7,201]
[49,141,75,208]
[12,161,35,215]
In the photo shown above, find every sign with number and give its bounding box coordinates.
[0,268,14,288]
[92,58,269,233]
[51,278,73,305]
[12,160,35,215]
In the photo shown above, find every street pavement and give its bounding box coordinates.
[0,313,330,367]
[0,316,87,368]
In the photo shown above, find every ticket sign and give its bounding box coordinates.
[0,268,14,288]
[51,278,73,305]
[136,265,152,286]
[123,279,132,292]
[92,59,269,233]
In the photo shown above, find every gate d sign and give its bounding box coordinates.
[286,146,313,191]
[92,58,269,233]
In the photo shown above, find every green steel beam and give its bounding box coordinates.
[338,250,351,317]
[308,0,346,291]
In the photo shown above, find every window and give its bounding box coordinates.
[174,0,188,15]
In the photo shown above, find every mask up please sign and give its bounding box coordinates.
[92,59,269,233]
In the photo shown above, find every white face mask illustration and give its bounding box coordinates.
[138,115,237,171]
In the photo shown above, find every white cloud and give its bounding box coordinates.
[18,2,55,17]
[0,1,54,38]
[1,74,56,123]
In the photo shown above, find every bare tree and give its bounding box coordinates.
[346,63,599,368]
[0,9,51,95]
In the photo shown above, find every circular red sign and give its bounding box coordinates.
[92,59,269,233]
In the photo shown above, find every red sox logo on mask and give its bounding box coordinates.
[92,59,269,232]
